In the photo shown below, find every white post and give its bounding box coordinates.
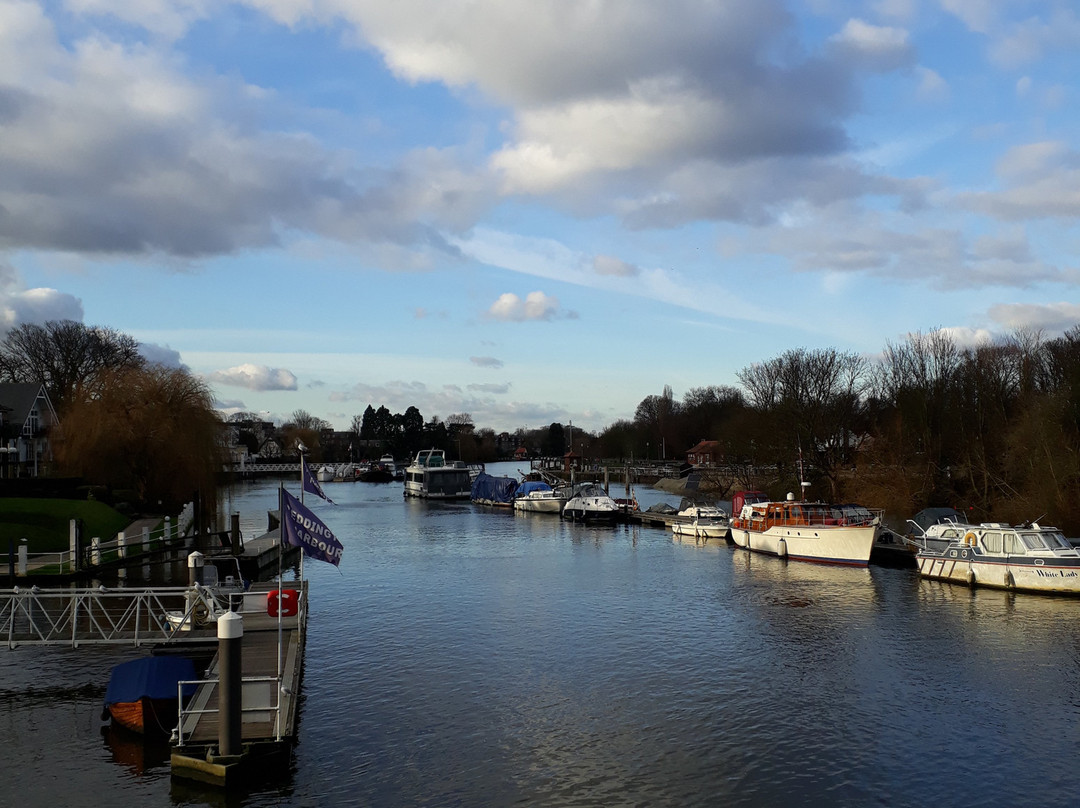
[69,519,77,573]
[17,542,27,576]
[142,525,150,554]
[164,516,172,543]
[91,537,101,566]
[117,531,126,560]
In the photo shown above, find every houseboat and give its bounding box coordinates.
[403,449,472,500]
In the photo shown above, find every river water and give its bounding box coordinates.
[3,461,1080,807]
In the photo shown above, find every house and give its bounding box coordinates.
[686,440,722,467]
[0,383,58,477]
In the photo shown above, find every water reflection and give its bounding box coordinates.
[4,468,1080,807]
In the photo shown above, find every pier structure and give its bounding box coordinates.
[0,569,308,788]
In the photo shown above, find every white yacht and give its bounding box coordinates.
[729,492,880,566]
[916,521,1080,593]
[671,505,730,540]
[561,483,619,522]
[512,480,566,514]
[402,449,472,500]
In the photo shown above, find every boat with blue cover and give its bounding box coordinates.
[103,655,199,735]
[471,472,518,507]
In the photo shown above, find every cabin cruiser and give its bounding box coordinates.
[729,491,881,566]
[403,449,472,500]
[471,472,518,507]
[916,521,1080,593]
[671,504,730,540]
[561,483,619,522]
[512,480,566,514]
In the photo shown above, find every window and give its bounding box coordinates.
[1019,532,1048,551]
[981,532,1002,553]
[23,407,39,435]
[1003,533,1025,555]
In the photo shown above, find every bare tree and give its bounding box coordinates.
[0,320,144,413]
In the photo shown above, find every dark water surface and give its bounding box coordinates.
[3,462,1080,807]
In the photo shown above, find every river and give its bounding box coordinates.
[2,461,1079,807]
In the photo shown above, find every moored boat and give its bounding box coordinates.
[729,491,880,566]
[103,656,198,735]
[403,449,472,500]
[671,504,730,540]
[512,480,566,514]
[561,482,619,522]
[916,521,1080,593]
[471,472,518,507]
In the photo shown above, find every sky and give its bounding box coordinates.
[1,0,1078,436]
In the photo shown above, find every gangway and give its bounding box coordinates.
[0,584,242,648]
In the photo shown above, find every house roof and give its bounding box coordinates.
[687,440,719,453]
[0,383,55,429]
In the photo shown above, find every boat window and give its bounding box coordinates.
[1018,532,1051,551]
[941,528,961,540]
[980,532,1002,553]
[1044,532,1073,550]
[1003,532,1025,555]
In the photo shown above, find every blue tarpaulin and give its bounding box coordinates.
[471,472,518,504]
[104,656,198,707]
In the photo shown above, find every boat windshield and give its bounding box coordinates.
[1019,531,1072,550]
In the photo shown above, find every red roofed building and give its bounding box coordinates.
[686,440,722,467]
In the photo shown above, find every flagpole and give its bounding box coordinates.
[277,483,283,685]
[298,451,306,583]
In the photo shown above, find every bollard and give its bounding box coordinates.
[142,526,150,554]
[187,551,205,586]
[164,516,172,544]
[17,541,28,576]
[217,611,244,758]
[117,531,126,560]
[69,520,77,573]
[91,537,101,567]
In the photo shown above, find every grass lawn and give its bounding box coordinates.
[0,499,132,552]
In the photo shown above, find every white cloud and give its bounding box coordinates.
[138,342,185,369]
[959,141,1080,220]
[828,19,915,72]
[487,291,562,322]
[207,363,299,391]
[0,261,84,330]
[470,356,504,368]
[987,302,1080,333]
[593,255,640,277]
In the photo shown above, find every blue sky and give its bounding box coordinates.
[2,0,1078,434]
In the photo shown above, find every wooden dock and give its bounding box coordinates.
[170,579,307,787]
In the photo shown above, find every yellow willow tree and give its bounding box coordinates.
[54,365,225,512]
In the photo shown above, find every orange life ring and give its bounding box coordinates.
[963,531,978,547]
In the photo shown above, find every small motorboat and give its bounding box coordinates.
[561,483,619,522]
[672,504,730,540]
[103,656,198,735]
[512,480,566,514]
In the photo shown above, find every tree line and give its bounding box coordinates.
[4,319,1079,531]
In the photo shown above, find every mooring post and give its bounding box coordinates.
[91,537,101,567]
[188,551,205,586]
[69,520,77,573]
[217,611,244,758]
[117,530,126,560]
[17,541,27,576]
[230,513,241,557]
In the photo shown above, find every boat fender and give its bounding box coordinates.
[963,531,977,546]
[966,568,976,588]
[777,538,788,558]
[1004,570,1015,590]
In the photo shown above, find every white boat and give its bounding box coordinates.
[402,449,472,500]
[729,492,880,566]
[916,521,1080,593]
[513,480,566,514]
[561,483,618,522]
[671,505,730,540]
[316,465,334,482]
[378,454,397,476]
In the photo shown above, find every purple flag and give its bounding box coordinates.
[281,489,344,566]
[301,457,334,504]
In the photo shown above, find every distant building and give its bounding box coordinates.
[686,440,722,467]
[0,383,58,477]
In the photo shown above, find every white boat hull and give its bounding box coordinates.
[730,523,877,566]
[513,496,563,514]
[672,521,729,540]
[918,554,1080,594]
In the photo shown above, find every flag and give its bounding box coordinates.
[301,457,335,504]
[281,489,344,566]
